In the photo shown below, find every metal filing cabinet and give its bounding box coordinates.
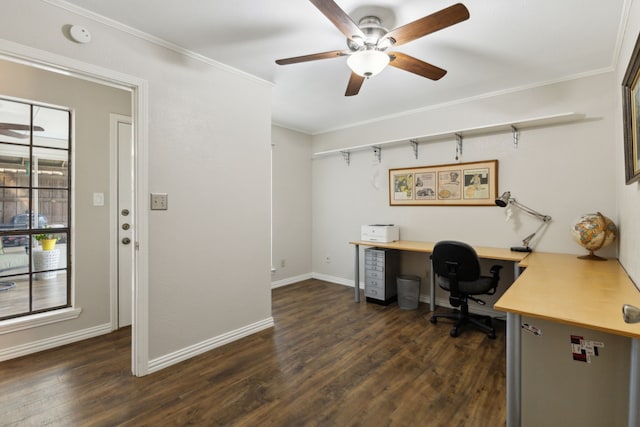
[364,248,400,305]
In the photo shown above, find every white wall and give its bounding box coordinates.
[615,0,640,287]
[271,125,312,286]
[0,0,272,365]
[311,72,618,299]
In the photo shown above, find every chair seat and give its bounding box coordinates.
[437,276,495,295]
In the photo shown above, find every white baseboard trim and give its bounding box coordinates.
[311,272,359,288]
[0,322,112,362]
[147,317,275,374]
[271,273,312,289]
[307,273,502,318]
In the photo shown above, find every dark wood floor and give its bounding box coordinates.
[0,279,506,426]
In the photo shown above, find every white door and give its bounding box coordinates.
[114,115,134,328]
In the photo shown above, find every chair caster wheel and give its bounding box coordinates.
[488,331,496,339]
[430,316,437,324]
[450,328,459,337]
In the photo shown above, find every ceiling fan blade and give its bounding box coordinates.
[309,0,365,40]
[345,72,365,97]
[0,123,45,131]
[276,50,348,65]
[384,3,469,47]
[0,129,29,139]
[389,52,447,80]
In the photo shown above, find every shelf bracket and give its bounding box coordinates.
[455,133,463,160]
[410,139,419,159]
[340,151,351,166]
[511,125,519,148]
[372,146,382,163]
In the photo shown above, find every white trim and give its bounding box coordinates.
[42,0,272,89]
[312,67,613,136]
[313,273,503,317]
[311,272,356,288]
[271,273,313,289]
[0,320,109,361]
[147,317,275,374]
[0,307,82,335]
[0,39,150,377]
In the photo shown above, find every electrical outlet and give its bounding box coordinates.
[150,193,168,210]
[325,256,331,264]
[280,259,286,268]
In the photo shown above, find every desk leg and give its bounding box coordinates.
[354,244,360,303]
[506,312,521,427]
[629,338,640,427]
[430,257,435,312]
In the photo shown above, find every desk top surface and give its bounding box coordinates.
[349,240,530,262]
[495,252,640,338]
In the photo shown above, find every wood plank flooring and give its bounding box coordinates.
[0,279,506,426]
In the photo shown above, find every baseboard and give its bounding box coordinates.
[311,272,360,288]
[0,322,112,362]
[305,274,502,317]
[147,317,275,374]
[271,273,312,289]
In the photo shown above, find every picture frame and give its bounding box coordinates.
[622,33,640,185]
[389,160,498,206]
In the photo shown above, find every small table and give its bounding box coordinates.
[32,249,60,280]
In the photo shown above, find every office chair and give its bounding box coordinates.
[429,240,503,339]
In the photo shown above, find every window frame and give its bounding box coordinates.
[0,97,72,321]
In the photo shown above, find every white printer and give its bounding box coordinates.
[360,224,400,243]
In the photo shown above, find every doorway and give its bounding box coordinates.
[0,41,150,376]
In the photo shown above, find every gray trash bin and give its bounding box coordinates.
[397,275,420,310]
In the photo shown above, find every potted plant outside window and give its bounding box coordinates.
[34,229,60,251]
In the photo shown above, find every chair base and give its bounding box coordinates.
[430,307,496,339]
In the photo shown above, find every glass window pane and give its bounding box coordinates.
[0,275,29,319]
[0,191,30,230]
[33,271,67,311]
[0,244,29,272]
[32,106,69,149]
[34,189,68,228]
[0,144,30,188]
[0,100,31,145]
[32,147,69,190]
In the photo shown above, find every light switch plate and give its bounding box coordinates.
[93,192,104,206]
[150,193,168,210]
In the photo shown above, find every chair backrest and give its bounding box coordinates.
[432,240,481,282]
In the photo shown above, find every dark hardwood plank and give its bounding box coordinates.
[0,279,506,426]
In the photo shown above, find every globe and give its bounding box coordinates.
[571,212,617,260]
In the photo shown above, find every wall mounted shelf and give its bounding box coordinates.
[312,112,585,160]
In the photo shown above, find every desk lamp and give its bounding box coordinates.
[495,191,552,252]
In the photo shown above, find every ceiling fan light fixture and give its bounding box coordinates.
[347,50,390,78]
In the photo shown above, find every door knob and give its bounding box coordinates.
[122,237,131,245]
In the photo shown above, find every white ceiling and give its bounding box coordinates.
[59,0,628,134]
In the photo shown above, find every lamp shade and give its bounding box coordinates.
[347,50,390,78]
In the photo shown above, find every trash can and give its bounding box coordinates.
[397,275,420,310]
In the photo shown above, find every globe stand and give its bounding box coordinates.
[578,250,606,261]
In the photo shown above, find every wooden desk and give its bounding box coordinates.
[495,252,640,427]
[349,240,530,308]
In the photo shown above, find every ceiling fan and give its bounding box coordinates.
[0,123,44,139]
[276,0,469,96]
